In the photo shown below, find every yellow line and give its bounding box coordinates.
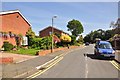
[26,70,42,78]
[26,46,84,79]
[112,61,120,67]
[31,57,63,78]
[110,61,120,71]
[27,57,63,79]
[111,62,120,70]
[110,60,120,69]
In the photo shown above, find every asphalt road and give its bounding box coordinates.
[33,44,119,78]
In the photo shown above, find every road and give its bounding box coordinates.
[29,44,119,78]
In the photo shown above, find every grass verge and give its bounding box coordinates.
[10,48,39,56]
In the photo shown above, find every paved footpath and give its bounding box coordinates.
[1,46,84,78]
[115,50,120,63]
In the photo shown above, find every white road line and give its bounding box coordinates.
[15,59,28,64]
[36,56,59,70]
[28,57,63,78]
[85,53,88,78]
[36,47,84,70]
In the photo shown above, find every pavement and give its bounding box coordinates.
[0,52,37,63]
[1,46,84,78]
[115,50,120,63]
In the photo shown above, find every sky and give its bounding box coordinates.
[2,2,118,37]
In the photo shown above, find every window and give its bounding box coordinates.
[99,43,112,49]
[22,36,28,45]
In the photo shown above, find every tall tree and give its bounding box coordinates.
[84,29,114,43]
[67,19,84,37]
[26,27,35,38]
[26,27,35,46]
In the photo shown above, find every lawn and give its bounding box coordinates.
[10,48,39,56]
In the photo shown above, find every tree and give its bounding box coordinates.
[83,29,114,43]
[83,34,91,43]
[105,30,114,40]
[26,27,35,47]
[26,27,35,38]
[77,35,84,44]
[67,19,84,37]
[70,35,76,45]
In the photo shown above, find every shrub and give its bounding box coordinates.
[30,36,52,50]
[60,34,71,42]
[75,42,81,46]
[2,41,14,51]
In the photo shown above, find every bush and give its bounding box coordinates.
[75,42,81,46]
[2,41,14,51]
[30,36,52,50]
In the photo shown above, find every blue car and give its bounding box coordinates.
[94,41,115,59]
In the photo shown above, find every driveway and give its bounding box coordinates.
[0,52,37,63]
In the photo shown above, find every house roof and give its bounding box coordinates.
[39,26,69,35]
[0,9,31,26]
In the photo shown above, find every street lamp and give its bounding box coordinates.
[51,15,57,53]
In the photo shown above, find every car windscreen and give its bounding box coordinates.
[99,43,112,49]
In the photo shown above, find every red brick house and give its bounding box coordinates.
[39,26,69,37]
[39,26,69,43]
[0,10,31,48]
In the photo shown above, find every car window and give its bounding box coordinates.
[99,43,112,49]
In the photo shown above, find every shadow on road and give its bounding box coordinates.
[84,53,112,61]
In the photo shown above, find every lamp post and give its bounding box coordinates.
[51,15,57,53]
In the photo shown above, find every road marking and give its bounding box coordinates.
[110,60,120,68]
[25,46,85,79]
[110,60,120,71]
[36,56,59,70]
[27,57,63,79]
[112,61,120,68]
[35,46,82,70]
[85,53,88,78]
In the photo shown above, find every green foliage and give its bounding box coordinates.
[26,27,35,46]
[54,32,61,38]
[70,35,77,45]
[105,30,114,40]
[84,29,114,43]
[26,27,35,38]
[30,36,52,50]
[74,42,81,46]
[2,41,14,51]
[40,36,52,50]
[67,19,84,37]
[77,35,84,44]
[31,38,42,49]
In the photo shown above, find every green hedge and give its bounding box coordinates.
[2,41,14,51]
[30,36,52,50]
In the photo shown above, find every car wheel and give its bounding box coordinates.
[94,50,97,55]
